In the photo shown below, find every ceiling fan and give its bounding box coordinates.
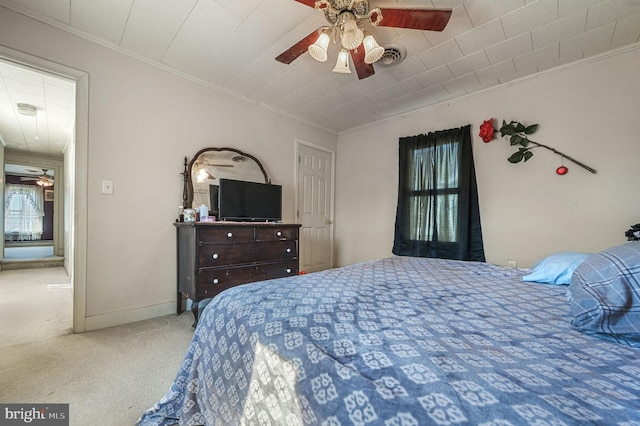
[20,168,54,187]
[276,0,452,79]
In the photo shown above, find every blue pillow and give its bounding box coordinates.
[522,252,591,285]
[569,242,640,347]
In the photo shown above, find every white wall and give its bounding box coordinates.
[335,44,640,268]
[0,6,337,330]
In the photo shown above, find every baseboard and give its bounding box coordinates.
[84,301,176,332]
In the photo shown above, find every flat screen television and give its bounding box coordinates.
[215,178,282,222]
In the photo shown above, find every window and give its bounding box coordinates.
[393,125,485,261]
[407,141,459,242]
[4,184,44,241]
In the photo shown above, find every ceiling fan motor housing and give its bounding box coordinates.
[322,0,370,24]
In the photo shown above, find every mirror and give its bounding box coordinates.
[183,147,268,210]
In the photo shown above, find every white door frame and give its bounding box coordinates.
[0,46,89,333]
[294,138,336,270]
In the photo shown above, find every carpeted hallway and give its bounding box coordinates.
[0,266,194,425]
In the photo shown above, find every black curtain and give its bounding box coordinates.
[392,124,485,261]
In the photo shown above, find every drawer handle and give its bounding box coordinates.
[276,231,282,237]
[286,248,292,253]
[212,278,219,284]
[227,232,233,238]
[212,253,219,260]
[286,268,292,274]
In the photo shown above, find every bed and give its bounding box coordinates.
[138,243,640,425]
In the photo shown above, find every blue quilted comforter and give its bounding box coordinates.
[138,257,640,425]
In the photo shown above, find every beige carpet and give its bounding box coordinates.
[0,267,195,425]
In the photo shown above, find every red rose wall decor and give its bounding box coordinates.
[479,118,496,142]
[480,118,597,175]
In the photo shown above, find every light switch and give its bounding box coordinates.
[101,179,114,195]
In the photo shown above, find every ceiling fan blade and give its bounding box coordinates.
[294,0,316,7]
[374,8,452,31]
[350,47,375,80]
[275,29,321,64]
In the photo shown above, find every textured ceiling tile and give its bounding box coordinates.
[389,93,425,114]
[363,87,396,104]
[558,0,606,18]
[485,32,533,65]
[418,38,464,69]
[587,0,640,31]
[532,10,587,50]
[455,19,506,55]
[415,65,456,88]
[513,43,559,72]
[413,84,448,106]
[386,56,429,81]
[319,90,349,108]
[162,1,243,72]
[560,23,615,58]
[432,0,466,9]
[464,0,526,26]
[389,31,433,58]
[70,0,134,45]
[120,0,197,61]
[1,0,638,142]
[388,77,425,97]
[537,52,584,72]
[215,0,263,19]
[359,68,399,90]
[612,13,640,45]
[4,0,70,24]
[338,81,371,100]
[498,66,537,83]
[443,73,481,96]
[501,0,558,39]
[474,59,517,84]
[447,50,490,77]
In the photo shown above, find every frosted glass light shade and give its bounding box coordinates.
[332,50,351,74]
[363,34,384,64]
[340,18,364,50]
[308,33,330,62]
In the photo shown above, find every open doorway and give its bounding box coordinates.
[0,47,88,335]
[3,162,64,269]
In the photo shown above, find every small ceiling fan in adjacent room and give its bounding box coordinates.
[276,0,452,79]
[20,168,54,187]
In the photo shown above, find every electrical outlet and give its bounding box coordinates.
[507,260,517,268]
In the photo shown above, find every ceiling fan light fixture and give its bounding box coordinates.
[339,16,364,50]
[332,49,351,74]
[363,34,384,64]
[308,32,330,62]
[17,103,37,116]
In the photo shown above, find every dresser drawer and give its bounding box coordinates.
[199,242,255,267]
[255,260,299,280]
[253,241,298,262]
[255,227,298,241]
[198,227,254,243]
[197,266,256,298]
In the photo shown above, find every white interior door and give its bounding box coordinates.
[296,141,334,273]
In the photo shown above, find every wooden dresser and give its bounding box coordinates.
[175,222,301,326]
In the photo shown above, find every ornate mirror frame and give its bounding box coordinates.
[182,147,269,209]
